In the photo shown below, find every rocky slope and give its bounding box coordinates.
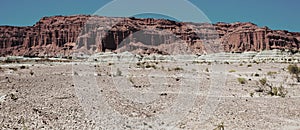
[0,15,299,57]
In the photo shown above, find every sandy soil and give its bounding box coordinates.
[0,61,300,129]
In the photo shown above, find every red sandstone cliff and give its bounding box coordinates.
[216,22,300,52]
[0,15,299,57]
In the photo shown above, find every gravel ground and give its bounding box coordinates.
[0,61,300,129]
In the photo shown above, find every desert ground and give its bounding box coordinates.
[0,58,300,129]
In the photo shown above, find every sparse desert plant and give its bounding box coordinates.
[129,76,134,84]
[258,68,262,71]
[8,67,18,71]
[229,70,236,73]
[167,67,184,71]
[116,68,122,76]
[145,64,152,68]
[255,87,264,93]
[30,70,34,76]
[258,77,288,97]
[205,68,209,72]
[237,78,247,84]
[213,122,225,130]
[267,71,277,76]
[247,64,252,67]
[239,63,243,66]
[20,65,27,69]
[192,61,200,64]
[268,86,287,97]
[277,86,288,97]
[287,64,300,82]
[174,67,183,71]
[145,64,157,69]
[151,64,157,69]
[250,92,254,97]
[254,73,260,77]
[9,93,18,101]
[256,77,287,97]
[259,78,267,86]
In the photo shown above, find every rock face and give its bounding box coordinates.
[0,15,89,57]
[216,22,300,52]
[0,15,299,57]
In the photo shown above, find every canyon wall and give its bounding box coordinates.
[0,15,299,57]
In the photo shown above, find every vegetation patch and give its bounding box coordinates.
[30,70,34,76]
[259,78,267,86]
[229,70,236,73]
[256,77,287,97]
[205,68,209,72]
[268,86,287,97]
[213,122,225,130]
[174,67,183,71]
[20,65,28,69]
[287,64,300,82]
[267,71,277,76]
[136,62,157,69]
[237,78,247,84]
[116,68,122,76]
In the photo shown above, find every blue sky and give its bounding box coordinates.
[0,0,299,32]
